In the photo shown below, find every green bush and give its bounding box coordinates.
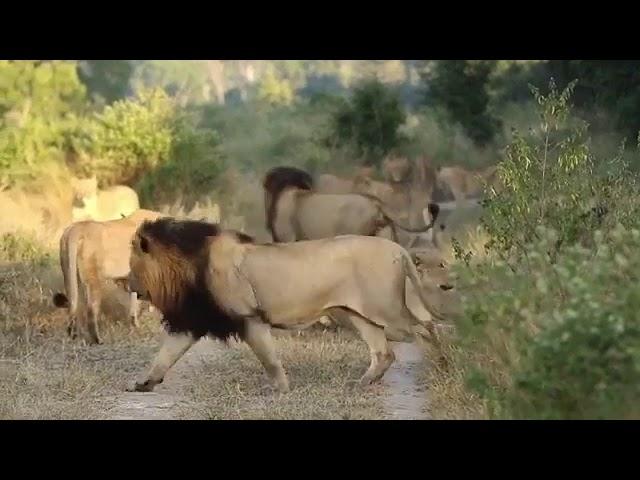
[396,110,501,169]
[69,87,174,186]
[136,110,225,207]
[481,79,640,261]
[456,225,640,419]
[0,232,51,265]
[0,61,86,188]
[329,79,406,166]
[449,79,640,419]
[194,99,340,175]
[421,60,501,147]
[256,69,295,106]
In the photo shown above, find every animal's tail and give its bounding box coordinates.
[402,252,446,323]
[52,226,80,315]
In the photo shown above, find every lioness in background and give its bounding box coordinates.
[52,209,165,345]
[71,176,140,222]
[126,218,451,393]
[435,165,498,204]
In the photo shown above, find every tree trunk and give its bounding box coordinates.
[238,60,256,101]
[206,60,226,105]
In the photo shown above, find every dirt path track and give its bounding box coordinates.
[382,342,429,420]
[106,336,429,420]
[106,337,220,420]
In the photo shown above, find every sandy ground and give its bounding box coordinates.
[382,342,429,419]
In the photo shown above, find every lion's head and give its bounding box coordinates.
[129,218,252,340]
[410,248,461,321]
[70,175,99,209]
[411,249,455,293]
[383,156,412,184]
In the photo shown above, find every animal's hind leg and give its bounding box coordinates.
[68,283,88,340]
[244,318,289,393]
[344,310,395,386]
[85,281,103,345]
[67,314,78,339]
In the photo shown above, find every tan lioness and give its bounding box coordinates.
[435,165,499,203]
[314,165,376,195]
[52,209,165,344]
[125,218,451,393]
[71,176,140,222]
[326,246,459,333]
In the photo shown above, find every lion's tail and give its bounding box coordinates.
[402,252,446,324]
[52,226,80,314]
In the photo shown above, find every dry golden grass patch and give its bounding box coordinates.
[178,328,386,420]
[416,339,488,420]
[0,246,161,419]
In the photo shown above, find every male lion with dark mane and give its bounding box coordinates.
[263,166,440,247]
[52,209,166,344]
[126,218,451,393]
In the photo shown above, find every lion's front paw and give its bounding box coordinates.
[126,380,156,392]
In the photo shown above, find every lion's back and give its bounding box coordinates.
[315,174,353,194]
[95,185,140,221]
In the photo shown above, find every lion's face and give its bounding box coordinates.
[128,229,198,311]
[412,250,455,292]
[71,176,98,204]
[383,156,411,183]
[128,234,152,302]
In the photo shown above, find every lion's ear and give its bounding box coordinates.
[140,236,150,254]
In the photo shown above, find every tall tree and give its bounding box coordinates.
[78,60,133,105]
[546,60,640,141]
[421,60,500,146]
[206,60,226,105]
[331,78,406,165]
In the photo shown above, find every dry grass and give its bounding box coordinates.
[417,340,488,420]
[0,174,73,248]
[0,331,157,420]
[178,328,385,420]
[0,249,162,419]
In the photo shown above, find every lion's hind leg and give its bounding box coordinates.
[244,318,289,393]
[67,279,89,341]
[84,279,104,345]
